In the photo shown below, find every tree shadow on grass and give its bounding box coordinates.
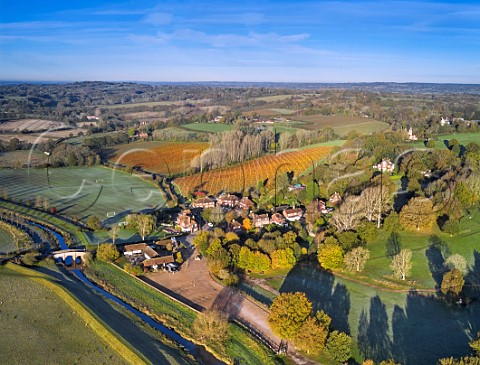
[386,232,401,259]
[392,290,480,365]
[358,295,392,362]
[465,250,480,299]
[279,262,350,334]
[425,235,449,288]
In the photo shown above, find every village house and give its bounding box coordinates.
[217,193,239,208]
[271,212,288,227]
[329,191,342,205]
[250,213,270,228]
[283,208,304,222]
[192,197,215,209]
[373,158,395,173]
[143,255,175,272]
[229,219,243,232]
[124,243,158,260]
[238,197,255,210]
[176,210,198,233]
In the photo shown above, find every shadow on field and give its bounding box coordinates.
[391,290,480,365]
[358,295,392,362]
[279,262,351,334]
[211,286,243,320]
[425,235,449,288]
[465,250,480,299]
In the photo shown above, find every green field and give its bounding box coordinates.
[436,132,480,145]
[0,265,129,365]
[254,94,294,102]
[268,108,297,115]
[332,120,390,136]
[182,123,234,133]
[0,226,16,253]
[0,166,164,222]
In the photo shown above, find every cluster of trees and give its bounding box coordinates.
[192,227,303,285]
[267,292,352,362]
[191,129,274,171]
[125,213,157,240]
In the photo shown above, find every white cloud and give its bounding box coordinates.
[143,12,173,26]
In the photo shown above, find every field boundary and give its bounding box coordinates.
[6,263,150,365]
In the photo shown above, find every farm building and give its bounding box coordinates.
[192,197,215,209]
[124,243,158,260]
[217,193,239,208]
[283,208,304,222]
[238,197,255,210]
[143,255,175,272]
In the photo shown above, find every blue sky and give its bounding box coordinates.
[1,0,479,83]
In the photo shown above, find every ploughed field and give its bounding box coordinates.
[174,143,334,195]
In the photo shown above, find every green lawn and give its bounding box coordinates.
[182,123,234,133]
[0,265,129,365]
[0,166,164,223]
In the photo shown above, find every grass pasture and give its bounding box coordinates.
[109,141,210,176]
[0,264,130,365]
[0,150,47,168]
[436,131,480,145]
[254,94,294,102]
[292,115,389,135]
[182,123,234,133]
[0,166,164,222]
[0,225,16,253]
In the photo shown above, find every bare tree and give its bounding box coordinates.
[127,214,156,241]
[330,195,363,232]
[110,224,120,245]
[360,184,392,228]
[390,249,412,280]
[344,247,370,272]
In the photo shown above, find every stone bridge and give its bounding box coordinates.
[52,249,87,264]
